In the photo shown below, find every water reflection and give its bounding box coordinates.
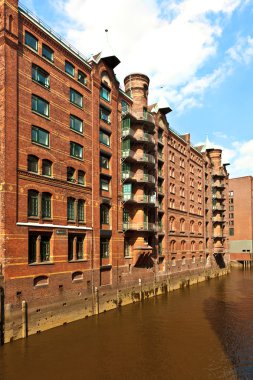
[0,269,252,380]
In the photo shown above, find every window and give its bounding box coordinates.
[100,177,109,191]
[78,200,85,222]
[100,238,110,258]
[78,170,85,185]
[180,218,185,232]
[25,31,38,51]
[67,198,75,221]
[32,65,50,88]
[191,241,195,251]
[169,217,175,231]
[100,154,110,169]
[32,126,49,147]
[70,88,83,108]
[68,235,85,261]
[229,191,234,197]
[100,85,110,101]
[192,255,196,264]
[29,233,51,264]
[65,61,75,77]
[70,115,83,133]
[100,107,111,124]
[42,44,54,62]
[28,155,38,173]
[182,256,186,265]
[28,190,39,217]
[229,228,234,236]
[78,70,87,85]
[70,142,83,159]
[124,238,130,257]
[171,257,176,267]
[67,167,75,182]
[32,95,49,117]
[121,100,129,114]
[42,192,51,219]
[100,204,110,225]
[42,160,52,176]
[100,130,110,146]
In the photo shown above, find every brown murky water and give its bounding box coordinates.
[1,268,253,380]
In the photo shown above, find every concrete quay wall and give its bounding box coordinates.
[3,267,229,344]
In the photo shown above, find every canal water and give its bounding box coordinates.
[0,268,253,380]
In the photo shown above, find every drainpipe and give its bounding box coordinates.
[91,71,95,314]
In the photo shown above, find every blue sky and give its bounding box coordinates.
[20,0,253,178]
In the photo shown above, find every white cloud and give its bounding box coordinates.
[55,0,250,111]
[227,35,253,65]
[197,138,253,178]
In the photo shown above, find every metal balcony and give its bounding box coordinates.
[212,205,225,211]
[123,194,156,204]
[135,153,156,165]
[212,170,225,178]
[122,222,156,231]
[135,132,155,145]
[212,182,225,189]
[158,152,164,161]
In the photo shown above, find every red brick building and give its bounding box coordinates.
[0,0,229,343]
[228,176,253,264]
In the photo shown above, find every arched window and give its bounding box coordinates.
[8,15,13,33]
[190,220,194,233]
[28,190,39,217]
[42,192,52,219]
[67,167,75,182]
[78,170,85,185]
[72,271,84,282]
[42,159,52,176]
[191,241,195,251]
[170,240,176,252]
[28,155,38,173]
[199,241,203,251]
[67,197,75,221]
[180,218,185,232]
[198,222,202,234]
[192,255,196,263]
[100,72,111,102]
[78,200,85,222]
[169,217,175,231]
[182,256,186,265]
[171,257,176,267]
[33,275,49,287]
[181,240,186,251]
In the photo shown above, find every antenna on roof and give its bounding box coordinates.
[104,28,114,54]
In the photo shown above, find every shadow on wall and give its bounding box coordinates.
[214,253,226,269]
[134,253,154,269]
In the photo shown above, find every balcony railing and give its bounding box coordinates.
[212,182,225,189]
[133,111,155,125]
[212,170,225,178]
[158,170,163,178]
[135,132,155,144]
[123,194,156,204]
[123,222,156,231]
[158,152,164,160]
[158,136,164,144]
[122,170,134,180]
[212,205,225,211]
[135,153,155,164]
[212,217,225,223]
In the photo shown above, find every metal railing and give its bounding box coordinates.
[122,222,156,231]
[19,3,90,65]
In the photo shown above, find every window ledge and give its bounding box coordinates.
[69,259,88,263]
[29,261,54,266]
[32,79,50,91]
[32,142,50,150]
[28,216,39,220]
[124,256,132,259]
[70,155,84,162]
[70,128,84,137]
[32,110,50,120]
[70,101,83,110]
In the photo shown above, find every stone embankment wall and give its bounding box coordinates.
[3,267,229,344]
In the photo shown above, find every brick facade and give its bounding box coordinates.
[0,0,229,343]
